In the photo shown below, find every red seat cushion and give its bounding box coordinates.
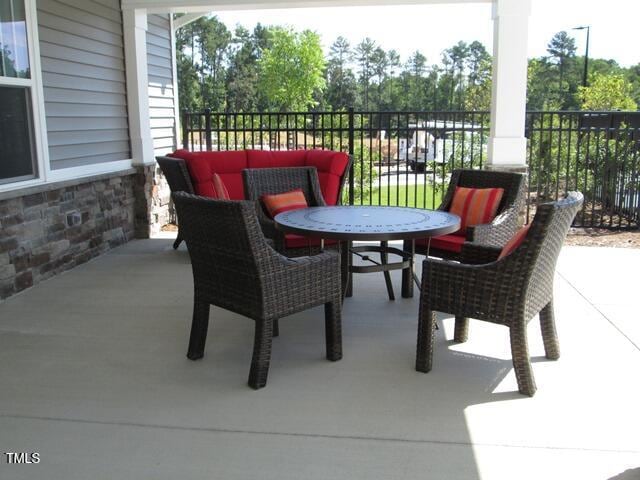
[247,150,307,168]
[285,235,338,249]
[304,150,349,205]
[450,186,504,232]
[261,189,308,218]
[415,234,466,253]
[498,224,531,259]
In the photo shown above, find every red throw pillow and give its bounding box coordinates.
[261,189,308,218]
[449,186,504,232]
[212,173,230,200]
[498,224,531,259]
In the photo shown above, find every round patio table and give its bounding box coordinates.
[274,206,460,300]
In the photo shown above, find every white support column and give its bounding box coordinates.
[487,0,531,169]
[123,8,154,166]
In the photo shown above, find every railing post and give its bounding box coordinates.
[182,109,189,149]
[204,108,212,151]
[348,107,355,206]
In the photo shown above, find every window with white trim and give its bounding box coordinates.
[0,0,37,185]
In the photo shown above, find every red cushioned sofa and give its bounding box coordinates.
[156,149,351,250]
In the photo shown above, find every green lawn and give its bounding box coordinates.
[350,184,442,209]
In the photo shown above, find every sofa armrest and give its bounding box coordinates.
[156,156,195,194]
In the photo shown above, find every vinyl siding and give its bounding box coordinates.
[38,0,131,170]
[147,14,176,157]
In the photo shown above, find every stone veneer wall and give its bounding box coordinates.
[137,164,174,238]
[0,169,145,300]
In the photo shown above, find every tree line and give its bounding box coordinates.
[176,16,640,113]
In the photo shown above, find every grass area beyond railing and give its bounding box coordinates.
[350,184,441,209]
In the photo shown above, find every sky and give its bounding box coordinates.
[214,0,639,67]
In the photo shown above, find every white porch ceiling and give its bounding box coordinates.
[122,0,490,14]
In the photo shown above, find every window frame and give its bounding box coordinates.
[0,0,47,192]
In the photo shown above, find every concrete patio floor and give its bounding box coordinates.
[0,239,638,480]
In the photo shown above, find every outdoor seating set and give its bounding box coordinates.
[158,148,583,396]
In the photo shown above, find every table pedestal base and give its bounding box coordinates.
[341,241,420,301]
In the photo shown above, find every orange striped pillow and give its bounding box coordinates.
[449,186,504,232]
[261,189,308,218]
[212,173,230,200]
[498,224,531,259]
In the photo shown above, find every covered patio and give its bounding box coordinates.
[1,239,638,479]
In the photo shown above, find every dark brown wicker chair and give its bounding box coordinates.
[405,169,526,256]
[415,192,583,396]
[173,192,343,389]
[401,168,527,297]
[243,167,331,257]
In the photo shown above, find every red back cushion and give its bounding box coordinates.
[449,186,504,232]
[212,173,230,200]
[176,150,247,199]
[498,224,531,259]
[304,150,349,205]
[247,150,307,168]
[261,189,308,218]
[170,149,349,203]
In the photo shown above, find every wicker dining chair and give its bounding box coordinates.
[405,169,526,256]
[173,192,343,389]
[401,168,526,297]
[415,192,583,396]
[243,167,329,256]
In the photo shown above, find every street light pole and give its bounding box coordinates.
[573,26,590,88]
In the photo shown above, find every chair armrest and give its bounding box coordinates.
[307,167,327,207]
[266,250,342,312]
[465,205,521,247]
[254,205,286,251]
[421,250,528,320]
[460,244,502,265]
[156,156,195,194]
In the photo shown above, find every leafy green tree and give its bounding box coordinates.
[577,73,638,110]
[196,17,231,110]
[176,20,203,110]
[466,41,490,86]
[442,41,469,110]
[546,31,578,109]
[226,24,272,111]
[258,27,326,111]
[325,36,357,110]
[381,49,402,110]
[405,51,427,109]
[463,42,492,110]
[354,38,376,110]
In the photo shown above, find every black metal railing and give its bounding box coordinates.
[182,109,640,229]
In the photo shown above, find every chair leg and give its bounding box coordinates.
[173,231,183,250]
[454,316,469,343]
[324,300,343,361]
[248,319,274,390]
[187,299,210,360]
[273,319,280,337]
[539,300,560,360]
[509,321,537,396]
[416,305,436,373]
